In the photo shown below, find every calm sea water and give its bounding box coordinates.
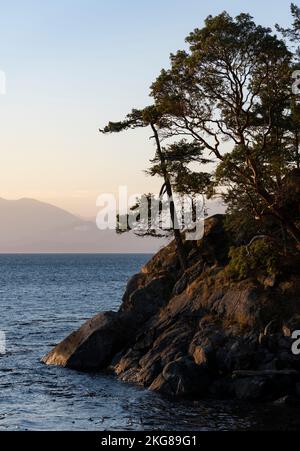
[0,254,298,431]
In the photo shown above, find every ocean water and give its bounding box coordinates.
[0,253,298,431]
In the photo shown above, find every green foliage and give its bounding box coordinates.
[148,139,212,198]
[276,3,300,47]
[150,10,300,247]
[101,7,300,254]
[226,240,281,281]
[116,194,170,238]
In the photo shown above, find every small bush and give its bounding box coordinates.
[226,239,280,281]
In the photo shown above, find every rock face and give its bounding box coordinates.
[42,215,300,401]
[42,312,129,371]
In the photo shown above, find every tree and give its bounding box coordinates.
[276,3,300,55]
[277,3,300,170]
[147,139,211,221]
[100,106,189,270]
[151,12,300,248]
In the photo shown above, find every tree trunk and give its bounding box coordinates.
[151,124,187,271]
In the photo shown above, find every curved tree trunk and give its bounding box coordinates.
[151,124,187,271]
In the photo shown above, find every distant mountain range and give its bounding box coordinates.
[0,197,225,253]
[0,198,165,253]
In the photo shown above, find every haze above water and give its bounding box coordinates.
[0,198,165,253]
[0,197,225,254]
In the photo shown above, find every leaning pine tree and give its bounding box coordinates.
[101,106,212,271]
[100,106,189,271]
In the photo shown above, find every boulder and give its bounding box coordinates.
[42,311,129,371]
[43,270,173,372]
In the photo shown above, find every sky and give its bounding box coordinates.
[0,0,295,218]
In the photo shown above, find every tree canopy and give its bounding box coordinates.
[101,6,300,274]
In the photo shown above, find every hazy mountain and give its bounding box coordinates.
[0,198,165,253]
[0,197,226,253]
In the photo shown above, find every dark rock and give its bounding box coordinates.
[136,360,162,386]
[229,341,256,371]
[255,348,275,368]
[212,338,256,374]
[264,320,280,336]
[119,368,141,383]
[121,273,147,306]
[212,286,264,329]
[233,370,300,400]
[43,267,175,371]
[109,350,125,368]
[258,358,279,371]
[114,349,142,376]
[259,333,268,346]
[120,275,173,324]
[277,336,293,351]
[273,395,299,406]
[148,374,173,396]
[269,334,281,353]
[234,377,267,400]
[286,315,300,333]
[172,274,189,296]
[172,261,205,296]
[42,214,300,402]
[133,330,156,352]
[42,311,130,371]
[276,351,300,371]
[150,357,210,397]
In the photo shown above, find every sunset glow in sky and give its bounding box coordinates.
[0,0,293,217]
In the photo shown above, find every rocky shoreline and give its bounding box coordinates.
[42,215,300,403]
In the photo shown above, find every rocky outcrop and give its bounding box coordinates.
[42,215,300,401]
[43,252,175,371]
